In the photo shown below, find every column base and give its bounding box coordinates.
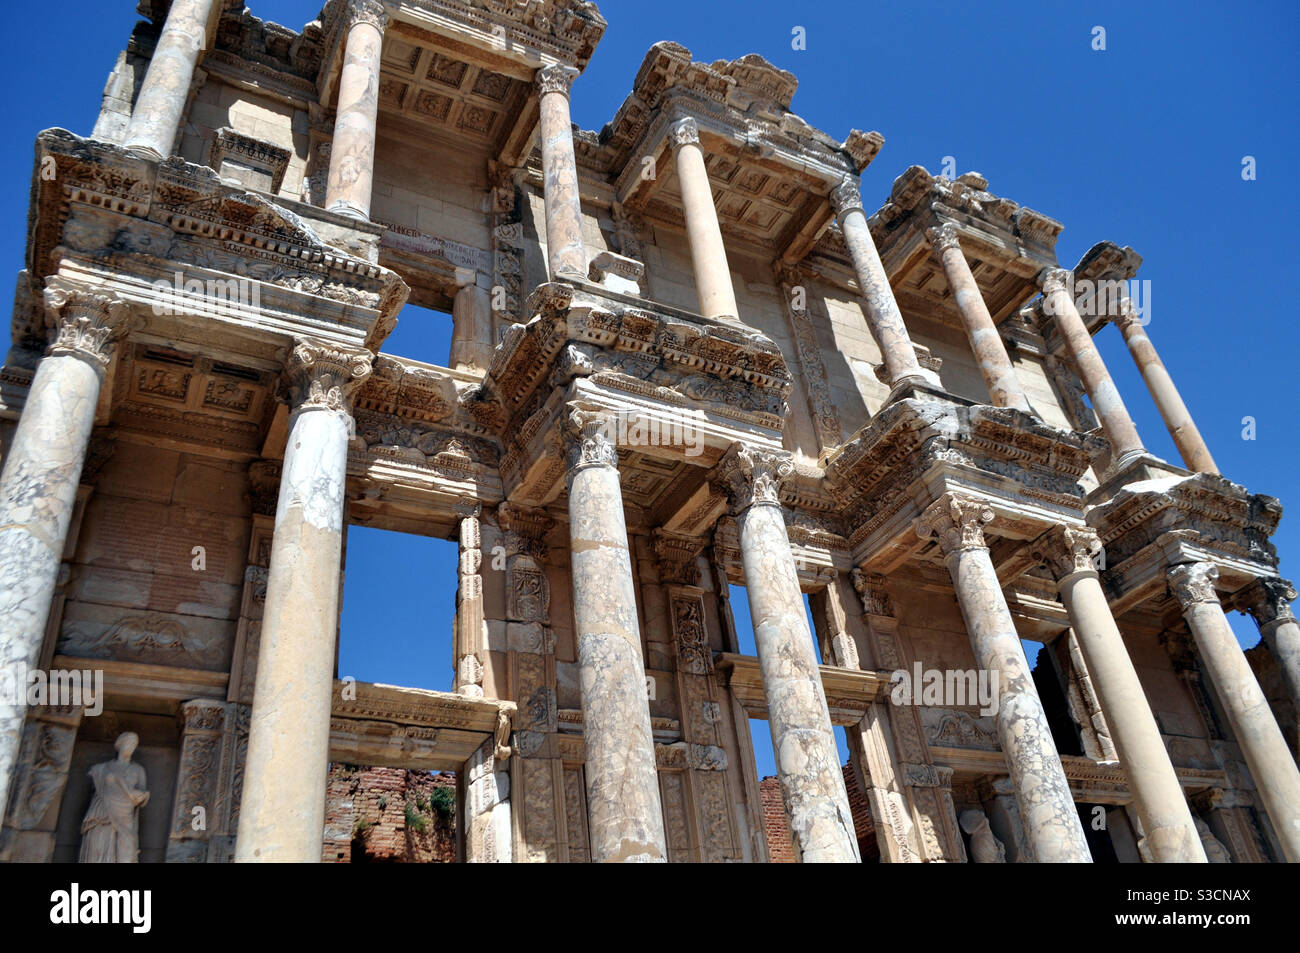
[123,141,166,162]
[327,201,370,223]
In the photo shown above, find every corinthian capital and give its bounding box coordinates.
[915,493,994,554]
[345,0,390,31]
[536,63,578,99]
[1236,576,1297,627]
[281,340,373,414]
[1168,562,1221,610]
[1038,267,1073,297]
[715,443,793,512]
[925,223,961,255]
[829,177,864,218]
[668,117,700,150]
[42,279,130,368]
[564,403,618,472]
[1032,525,1103,582]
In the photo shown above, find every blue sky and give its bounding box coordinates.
[5,1,1295,780]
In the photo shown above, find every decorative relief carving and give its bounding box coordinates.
[715,443,793,512]
[344,0,390,32]
[281,340,373,414]
[43,280,130,368]
[1237,576,1297,627]
[669,589,712,676]
[925,223,961,254]
[1032,524,1102,582]
[1168,562,1221,609]
[668,116,700,149]
[536,63,578,98]
[829,177,864,218]
[916,492,994,554]
[564,404,618,472]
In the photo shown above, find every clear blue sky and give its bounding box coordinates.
[6,1,1295,780]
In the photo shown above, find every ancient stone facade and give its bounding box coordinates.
[1,0,1296,863]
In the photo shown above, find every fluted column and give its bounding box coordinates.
[1237,577,1300,721]
[916,494,1092,862]
[718,444,859,862]
[564,406,666,862]
[448,274,493,372]
[123,0,218,158]
[1168,562,1300,861]
[1039,268,1145,468]
[235,341,373,862]
[536,64,587,281]
[669,118,740,323]
[1113,299,1218,474]
[830,178,926,390]
[324,0,389,220]
[1035,526,1205,862]
[0,280,128,825]
[927,224,1032,413]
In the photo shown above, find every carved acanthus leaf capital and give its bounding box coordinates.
[916,493,994,554]
[1236,576,1297,627]
[926,223,962,255]
[564,403,618,472]
[281,340,373,414]
[1038,267,1073,297]
[536,63,578,98]
[715,443,794,512]
[668,117,700,150]
[1033,525,1102,582]
[851,569,894,618]
[497,502,554,559]
[653,529,707,586]
[829,177,864,218]
[345,0,390,32]
[42,279,131,368]
[1168,562,1221,610]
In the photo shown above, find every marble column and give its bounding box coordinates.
[1035,526,1205,862]
[448,272,494,372]
[718,444,859,862]
[668,118,740,323]
[1168,562,1300,861]
[564,406,666,863]
[123,0,218,158]
[1039,268,1145,469]
[916,494,1092,862]
[235,341,373,863]
[0,280,127,825]
[1113,299,1218,474]
[536,64,587,281]
[830,178,926,390]
[324,0,389,221]
[927,224,1032,413]
[1237,577,1300,721]
[454,508,485,697]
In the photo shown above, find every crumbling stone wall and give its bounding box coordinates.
[323,765,456,863]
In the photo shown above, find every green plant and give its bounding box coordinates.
[352,818,372,838]
[405,801,427,832]
[377,795,387,811]
[430,786,455,820]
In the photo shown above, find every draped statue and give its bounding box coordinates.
[78,732,149,863]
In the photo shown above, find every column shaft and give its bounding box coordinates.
[324,0,388,220]
[1239,578,1300,724]
[449,279,493,372]
[669,118,740,322]
[235,343,371,862]
[919,495,1092,862]
[1114,305,1218,474]
[565,408,666,862]
[1037,527,1205,861]
[537,65,587,281]
[1170,563,1300,861]
[722,446,859,862]
[929,225,1032,412]
[1040,269,1145,467]
[831,179,924,389]
[0,283,125,825]
[124,0,217,158]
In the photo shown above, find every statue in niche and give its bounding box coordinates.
[959,808,1006,863]
[1196,818,1232,863]
[78,732,150,863]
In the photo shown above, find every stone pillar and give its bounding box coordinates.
[235,341,373,862]
[916,493,1092,862]
[927,224,1032,413]
[717,444,859,862]
[454,508,485,697]
[166,699,230,863]
[123,0,217,158]
[668,118,740,323]
[0,704,82,862]
[563,406,666,862]
[1237,577,1300,720]
[463,731,512,863]
[324,0,389,220]
[0,281,127,825]
[449,271,494,372]
[1168,562,1300,861]
[830,178,926,390]
[1113,299,1218,474]
[1039,268,1145,469]
[1035,526,1205,862]
[536,64,587,281]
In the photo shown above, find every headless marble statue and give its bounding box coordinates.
[79,732,149,863]
[959,808,1006,863]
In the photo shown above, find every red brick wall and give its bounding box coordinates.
[323,764,457,863]
[760,763,878,862]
